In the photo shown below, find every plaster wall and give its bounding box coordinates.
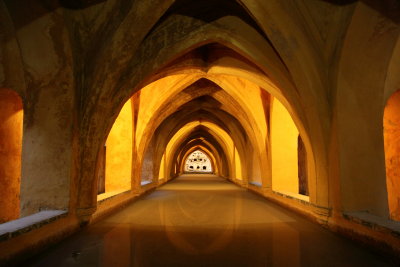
[210,75,267,142]
[298,136,308,196]
[141,139,155,183]
[271,98,299,194]
[158,153,166,180]
[384,90,400,221]
[336,3,396,216]
[105,100,132,192]
[249,153,262,184]
[234,148,242,180]
[0,89,23,222]
[135,74,197,149]
[13,8,74,216]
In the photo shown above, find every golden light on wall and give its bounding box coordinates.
[135,74,202,150]
[158,153,166,180]
[234,147,242,181]
[271,97,300,195]
[0,89,23,223]
[162,120,239,180]
[384,89,400,221]
[101,99,133,197]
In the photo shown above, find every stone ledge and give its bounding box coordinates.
[97,189,131,202]
[141,180,153,186]
[248,181,262,187]
[0,210,67,241]
[272,190,310,203]
[344,211,400,238]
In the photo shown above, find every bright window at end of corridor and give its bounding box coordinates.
[184,150,213,173]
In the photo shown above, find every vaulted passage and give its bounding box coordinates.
[29,174,392,266]
[1,0,400,265]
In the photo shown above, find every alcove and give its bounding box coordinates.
[271,97,309,199]
[0,89,23,223]
[98,99,133,198]
[384,89,400,221]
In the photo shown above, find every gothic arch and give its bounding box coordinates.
[335,2,400,216]
[75,7,327,220]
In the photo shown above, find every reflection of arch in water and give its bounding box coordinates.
[158,185,243,254]
[184,150,213,173]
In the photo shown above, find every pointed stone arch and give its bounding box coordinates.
[75,8,327,220]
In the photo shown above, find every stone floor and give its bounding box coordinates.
[28,175,396,266]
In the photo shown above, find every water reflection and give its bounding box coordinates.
[29,175,395,267]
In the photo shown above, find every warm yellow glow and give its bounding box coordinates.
[271,97,299,194]
[133,68,278,157]
[208,74,267,144]
[201,122,234,157]
[105,99,133,192]
[166,121,234,162]
[234,147,242,180]
[0,89,23,222]
[135,74,202,149]
[384,90,400,221]
[166,121,200,158]
[129,58,312,192]
[158,153,166,180]
[162,121,237,179]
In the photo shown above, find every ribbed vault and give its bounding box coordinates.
[3,0,400,261]
[93,40,318,215]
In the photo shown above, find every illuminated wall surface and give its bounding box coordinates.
[102,76,296,194]
[271,98,299,194]
[141,139,155,184]
[0,89,23,223]
[184,150,213,173]
[2,2,400,262]
[158,153,166,180]
[105,100,133,193]
[384,90,400,221]
[162,121,234,178]
[234,148,242,180]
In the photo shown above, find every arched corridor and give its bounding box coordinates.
[1,0,400,265]
[29,174,394,267]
